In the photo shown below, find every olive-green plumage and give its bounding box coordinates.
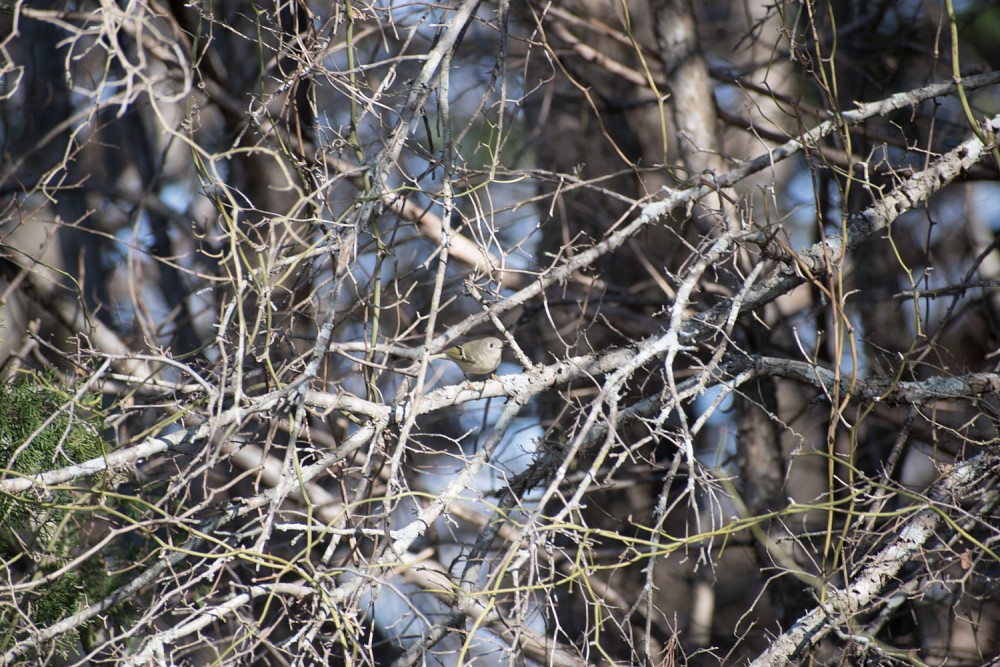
[439,336,503,375]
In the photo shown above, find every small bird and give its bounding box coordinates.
[437,336,504,377]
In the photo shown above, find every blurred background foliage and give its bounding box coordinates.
[0,1,1000,665]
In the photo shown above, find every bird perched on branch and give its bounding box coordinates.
[437,336,503,377]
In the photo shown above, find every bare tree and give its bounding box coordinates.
[1,1,1000,665]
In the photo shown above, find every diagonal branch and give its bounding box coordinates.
[749,452,1000,667]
